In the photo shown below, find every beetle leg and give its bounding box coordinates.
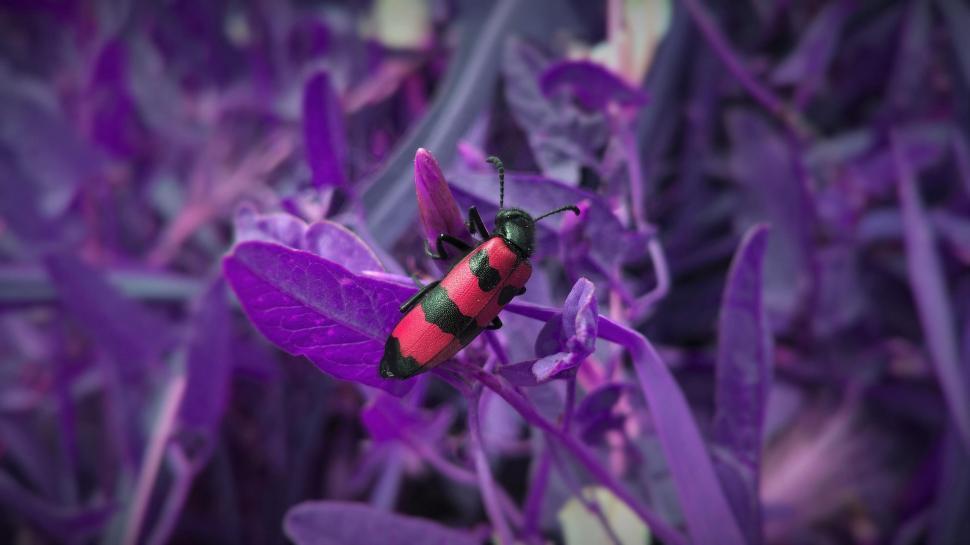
[466,206,490,239]
[399,280,439,313]
[410,274,425,288]
[486,316,503,330]
[425,234,473,260]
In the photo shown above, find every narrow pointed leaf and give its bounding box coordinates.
[712,224,772,545]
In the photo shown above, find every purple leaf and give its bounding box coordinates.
[87,39,148,158]
[449,171,631,268]
[506,300,747,545]
[771,2,853,107]
[0,150,61,244]
[178,280,232,434]
[727,109,814,329]
[234,205,308,249]
[532,278,597,382]
[574,383,633,445]
[222,241,412,396]
[235,207,384,274]
[303,71,348,187]
[304,221,385,274]
[501,39,608,182]
[44,253,174,376]
[540,60,648,112]
[711,225,772,545]
[938,0,970,94]
[361,392,452,445]
[893,134,970,450]
[413,148,469,247]
[0,471,113,543]
[283,501,481,545]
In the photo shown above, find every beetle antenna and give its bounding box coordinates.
[486,156,505,209]
[535,205,580,222]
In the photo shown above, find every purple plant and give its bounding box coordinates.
[1,1,969,545]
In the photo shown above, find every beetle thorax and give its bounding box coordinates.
[494,208,535,258]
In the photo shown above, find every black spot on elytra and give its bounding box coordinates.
[458,322,483,346]
[421,286,472,336]
[379,336,422,379]
[469,249,501,292]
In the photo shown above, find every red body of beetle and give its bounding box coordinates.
[379,156,578,380]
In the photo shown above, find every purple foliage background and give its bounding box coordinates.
[1,1,969,544]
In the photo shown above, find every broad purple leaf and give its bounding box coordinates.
[532,278,597,381]
[235,205,308,249]
[501,39,608,183]
[284,501,480,545]
[303,71,348,187]
[414,148,469,247]
[0,150,60,244]
[304,221,384,273]
[178,280,232,434]
[222,241,412,396]
[894,135,970,450]
[711,225,772,545]
[0,73,95,219]
[235,207,383,274]
[540,60,648,112]
[727,109,813,330]
[44,253,174,377]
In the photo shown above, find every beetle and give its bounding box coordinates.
[380,156,579,379]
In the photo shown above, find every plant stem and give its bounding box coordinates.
[468,391,516,545]
[464,365,686,545]
[121,373,187,545]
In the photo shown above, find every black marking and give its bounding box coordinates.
[400,280,438,313]
[379,336,423,379]
[469,249,501,291]
[498,285,518,306]
[421,286,472,336]
[458,322,484,346]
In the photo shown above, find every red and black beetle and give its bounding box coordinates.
[379,156,579,379]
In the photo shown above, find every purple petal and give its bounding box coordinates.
[711,225,772,545]
[283,501,481,545]
[414,148,469,246]
[304,220,385,274]
[531,278,597,381]
[222,241,412,396]
[303,71,348,187]
[178,280,232,434]
[894,134,970,450]
[540,60,648,112]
